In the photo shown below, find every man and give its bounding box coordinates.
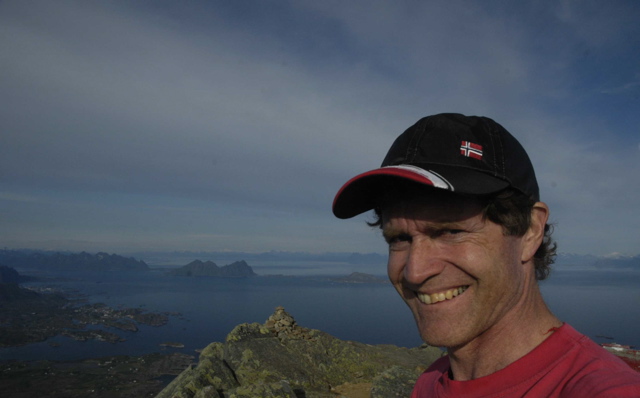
[332,113,640,397]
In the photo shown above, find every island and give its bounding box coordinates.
[0,266,175,347]
[167,260,256,277]
[331,272,386,284]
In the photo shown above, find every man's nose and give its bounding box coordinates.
[403,238,445,285]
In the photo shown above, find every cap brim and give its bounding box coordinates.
[332,164,509,219]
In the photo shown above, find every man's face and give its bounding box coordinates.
[382,192,533,349]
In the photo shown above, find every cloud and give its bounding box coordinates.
[0,0,638,256]
[0,193,40,203]
[600,76,640,95]
[1,1,400,212]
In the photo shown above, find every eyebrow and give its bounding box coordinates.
[382,227,402,242]
[382,219,471,241]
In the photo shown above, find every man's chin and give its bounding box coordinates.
[416,323,467,348]
[420,335,450,348]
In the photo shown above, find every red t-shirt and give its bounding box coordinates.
[411,324,640,397]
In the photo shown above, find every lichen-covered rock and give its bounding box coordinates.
[199,342,225,361]
[193,385,219,398]
[156,307,442,398]
[155,346,238,398]
[371,365,422,397]
[227,380,297,398]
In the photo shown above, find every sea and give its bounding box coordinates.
[2,263,640,363]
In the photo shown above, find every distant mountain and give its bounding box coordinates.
[0,265,34,284]
[127,250,388,265]
[331,272,386,284]
[0,250,149,271]
[0,282,56,303]
[168,260,256,277]
[554,253,640,270]
[124,250,640,272]
[554,253,599,267]
[593,255,640,270]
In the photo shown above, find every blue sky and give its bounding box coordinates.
[1,0,639,257]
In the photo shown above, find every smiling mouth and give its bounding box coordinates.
[417,286,468,305]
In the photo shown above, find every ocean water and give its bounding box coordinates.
[1,266,639,362]
[1,268,420,361]
[539,268,640,347]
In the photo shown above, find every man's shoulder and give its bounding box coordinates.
[410,356,450,397]
[418,355,450,384]
[410,325,640,397]
[425,355,450,373]
[559,324,636,368]
[554,324,640,396]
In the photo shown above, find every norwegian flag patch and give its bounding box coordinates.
[460,141,483,160]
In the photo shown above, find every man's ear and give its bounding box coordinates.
[521,202,549,264]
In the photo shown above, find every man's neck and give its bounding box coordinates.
[447,287,562,381]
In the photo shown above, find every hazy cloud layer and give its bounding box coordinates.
[1,0,638,256]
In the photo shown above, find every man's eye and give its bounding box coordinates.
[386,234,411,246]
[434,229,464,237]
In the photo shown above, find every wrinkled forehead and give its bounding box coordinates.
[380,186,485,224]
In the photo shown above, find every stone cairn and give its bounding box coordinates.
[263,306,316,342]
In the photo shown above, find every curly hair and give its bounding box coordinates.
[480,189,556,280]
[369,188,557,280]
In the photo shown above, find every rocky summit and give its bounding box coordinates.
[156,307,442,398]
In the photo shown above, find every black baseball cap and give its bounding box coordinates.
[332,113,539,219]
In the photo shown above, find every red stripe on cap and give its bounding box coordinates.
[332,167,437,209]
